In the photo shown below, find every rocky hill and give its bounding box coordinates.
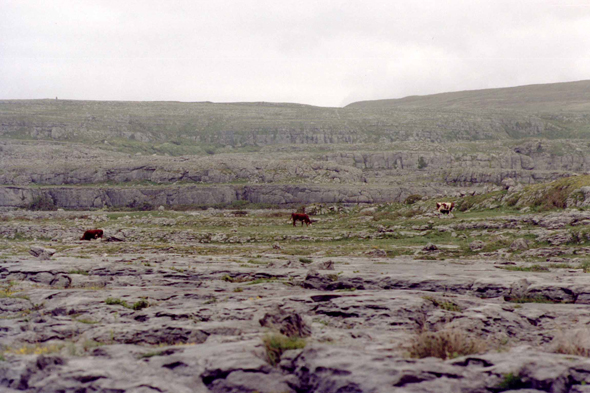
[2,81,590,209]
[2,81,590,150]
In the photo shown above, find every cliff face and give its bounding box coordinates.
[0,156,365,186]
[0,139,588,210]
[0,184,440,209]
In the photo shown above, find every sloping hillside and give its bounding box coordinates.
[1,80,590,148]
[346,80,590,112]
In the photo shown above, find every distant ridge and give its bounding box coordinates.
[346,80,590,112]
[2,80,590,146]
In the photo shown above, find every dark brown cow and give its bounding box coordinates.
[81,229,104,241]
[436,202,455,215]
[291,213,312,227]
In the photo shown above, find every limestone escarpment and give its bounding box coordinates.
[2,81,590,210]
[0,184,439,209]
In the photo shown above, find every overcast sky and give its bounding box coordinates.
[1,0,589,107]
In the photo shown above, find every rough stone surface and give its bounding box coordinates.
[511,238,530,251]
[469,240,485,251]
[4,247,590,392]
[28,245,56,260]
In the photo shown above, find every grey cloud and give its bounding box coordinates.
[1,0,589,107]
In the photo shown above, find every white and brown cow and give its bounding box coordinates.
[436,202,455,215]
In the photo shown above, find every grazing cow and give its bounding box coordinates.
[436,202,455,215]
[291,213,312,227]
[81,229,104,241]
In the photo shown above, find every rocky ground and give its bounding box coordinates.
[3,206,590,392]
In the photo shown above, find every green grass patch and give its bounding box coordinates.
[105,297,129,308]
[221,274,252,283]
[3,343,64,356]
[68,269,90,275]
[75,318,99,324]
[494,373,527,391]
[499,264,549,272]
[262,333,306,366]
[423,296,463,312]
[505,295,562,304]
[105,297,149,310]
[246,259,269,265]
[245,278,281,286]
[139,350,166,359]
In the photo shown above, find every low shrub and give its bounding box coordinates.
[458,198,475,212]
[403,209,421,218]
[417,156,428,169]
[541,186,569,210]
[132,299,149,311]
[404,194,422,205]
[28,194,57,211]
[505,195,520,207]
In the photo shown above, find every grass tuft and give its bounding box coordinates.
[105,297,129,308]
[551,329,590,357]
[68,269,90,275]
[504,295,561,304]
[423,296,463,312]
[105,297,149,310]
[495,372,527,391]
[407,329,486,360]
[262,333,306,366]
[3,343,64,356]
[499,264,549,272]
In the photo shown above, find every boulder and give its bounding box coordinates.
[29,245,56,260]
[423,243,439,252]
[312,260,335,270]
[469,240,485,251]
[510,238,529,251]
[502,178,517,190]
[259,307,311,338]
[366,248,387,257]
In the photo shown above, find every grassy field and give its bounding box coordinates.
[3,186,590,270]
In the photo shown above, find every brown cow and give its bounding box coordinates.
[291,213,312,227]
[81,229,104,241]
[436,202,455,215]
